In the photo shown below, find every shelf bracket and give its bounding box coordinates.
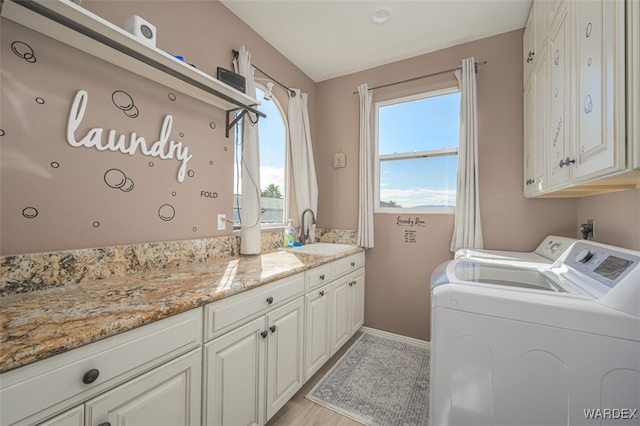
[226,108,264,138]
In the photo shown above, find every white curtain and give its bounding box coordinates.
[288,89,318,242]
[357,84,374,248]
[233,46,262,255]
[450,57,483,252]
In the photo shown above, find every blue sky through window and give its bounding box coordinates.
[377,90,461,209]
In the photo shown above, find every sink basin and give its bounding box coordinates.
[286,243,356,256]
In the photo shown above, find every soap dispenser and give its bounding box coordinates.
[284,219,295,247]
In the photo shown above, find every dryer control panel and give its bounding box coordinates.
[558,241,640,316]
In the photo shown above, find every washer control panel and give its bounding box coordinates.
[561,241,640,299]
[534,235,576,261]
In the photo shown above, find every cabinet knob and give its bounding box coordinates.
[350,262,355,267]
[82,368,100,384]
[319,274,325,280]
[319,290,325,296]
[270,325,277,333]
[261,330,268,339]
[526,51,535,63]
[266,296,274,304]
[559,157,576,168]
[526,178,535,185]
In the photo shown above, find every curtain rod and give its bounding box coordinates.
[232,49,296,97]
[352,60,487,94]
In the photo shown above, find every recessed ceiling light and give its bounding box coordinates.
[370,6,392,24]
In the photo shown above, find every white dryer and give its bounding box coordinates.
[430,240,640,426]
[455,234,576,266]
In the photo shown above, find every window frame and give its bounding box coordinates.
[374,86,460,215]
[233,83,290,230]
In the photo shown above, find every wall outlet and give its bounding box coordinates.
[588,219,595,238]
[217,214,227,231]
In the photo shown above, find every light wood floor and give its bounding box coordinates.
[266,332,364,426]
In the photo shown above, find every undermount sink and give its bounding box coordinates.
[286,242,356,256]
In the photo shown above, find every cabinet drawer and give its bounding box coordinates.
[0,308,202,426]
[332,252,365,279]
[204,273,304,341]
[305,264,333,291]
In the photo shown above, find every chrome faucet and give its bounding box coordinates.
[300,208,316,245]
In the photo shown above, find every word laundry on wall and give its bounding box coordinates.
[0,19,234,255]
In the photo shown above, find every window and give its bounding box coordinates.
[375,87,461,213]
[234,86,289,228]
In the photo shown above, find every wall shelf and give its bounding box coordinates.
[1,0,265,132]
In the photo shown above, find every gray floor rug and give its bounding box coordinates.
[305,333,430,426]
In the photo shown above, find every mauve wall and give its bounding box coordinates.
[576,190,640,251]
[0,0,315,255]
[315,29,580,341]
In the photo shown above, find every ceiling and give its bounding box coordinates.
[220,0,533,82]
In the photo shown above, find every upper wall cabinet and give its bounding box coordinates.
[0,0,263,124]
[629,0,640,170]
[523,0,640,198]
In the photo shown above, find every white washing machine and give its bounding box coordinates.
[455,235,576,266]
[430,240,640,426]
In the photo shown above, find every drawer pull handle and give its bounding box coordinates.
[320,274,325,280]
[319,290,325,296]
[266,296,274,304]
[261,330,268,338]
[82,368,100,384]
[350,262,355,267]
[98,422,111,426]
[270,325,277,333]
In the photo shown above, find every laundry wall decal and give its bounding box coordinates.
[66,89,193,182]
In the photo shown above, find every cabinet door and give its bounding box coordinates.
[304,283,331,380]
[331,277,350,355]
[38,406,83,426]
[85,348,201,426]
[349,270,365,336]
[572,0,625,182]
[630,0,640,170]
[524,50,548,197]
[265,298,304,421]
[548,8,572,189]
[523,10,535,87]
[203,317,265,426]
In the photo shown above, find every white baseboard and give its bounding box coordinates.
[359,326,430,350]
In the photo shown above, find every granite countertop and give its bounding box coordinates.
[0,247,363,374]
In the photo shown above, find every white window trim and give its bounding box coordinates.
[374,86,459,215]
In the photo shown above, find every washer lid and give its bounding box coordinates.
[453,261,567,293]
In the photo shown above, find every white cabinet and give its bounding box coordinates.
[547,5,572,189]
[523,0,548,87]
[524,0,634,197]
[304,252,365,380]
[203,317,266,426]
[38,407,84,426]
[571,0,626,182]
[202,274,305,426]
[524,44,548,196]
[630,0,640,170]
[304,282,332,380]
[85,348,201,426]
[265,298,304,420]
[0,309,203,426]
[331,269,365,355]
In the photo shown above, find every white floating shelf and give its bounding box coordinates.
[1,0,263,118]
